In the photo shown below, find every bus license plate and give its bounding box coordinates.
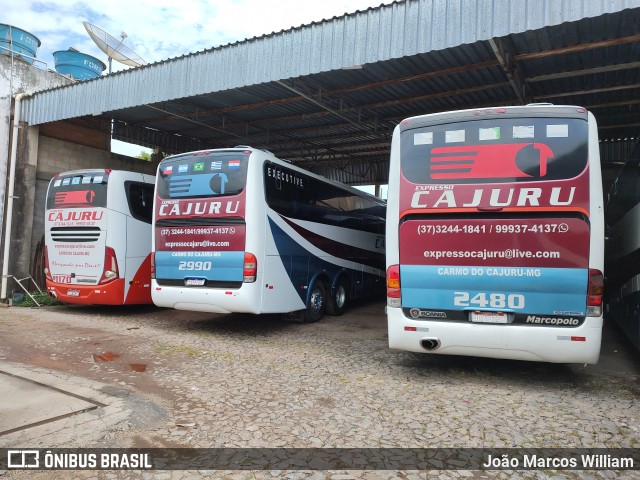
[185,278,205,286]
[470,311,507,324]
[67,289,80,297]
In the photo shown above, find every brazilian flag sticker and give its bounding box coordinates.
[193,162,204,172]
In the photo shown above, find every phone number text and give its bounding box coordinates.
[160,227,236,236]
[416,223,569,235]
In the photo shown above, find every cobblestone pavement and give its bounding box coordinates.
[1,300,640,479]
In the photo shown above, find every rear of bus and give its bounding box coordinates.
[386,105,604,364]
[152,149,260,313]
[44,170,154,305]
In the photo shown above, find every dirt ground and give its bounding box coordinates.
[2,300,640,479]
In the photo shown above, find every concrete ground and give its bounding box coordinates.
[1,300,639,479]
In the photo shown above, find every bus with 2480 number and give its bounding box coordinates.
[386,104,604,364]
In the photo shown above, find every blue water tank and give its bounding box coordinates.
[0,24,40,64]
[53,49,106,80]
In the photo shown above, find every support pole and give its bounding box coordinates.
[1,92,26,300]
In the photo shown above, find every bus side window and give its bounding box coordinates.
[126,181,154,224]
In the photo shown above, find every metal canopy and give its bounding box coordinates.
[21,0,640,185]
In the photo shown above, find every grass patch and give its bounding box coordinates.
[16,292,62,307]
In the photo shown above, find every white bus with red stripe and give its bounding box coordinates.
[44,169,155,305]
[386,105,605,364]
[151,147,386,321]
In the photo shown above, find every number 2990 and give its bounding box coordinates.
[453,292,525,309]
[178,261,212,271]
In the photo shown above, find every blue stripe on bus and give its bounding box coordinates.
[268,217,322,303]
[154,251,244,281]
[400,265,588,315]
[268,218,385,303]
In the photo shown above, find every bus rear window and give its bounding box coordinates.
[156,152,249,199]
[46,172,109,209]
[400,117,588,185]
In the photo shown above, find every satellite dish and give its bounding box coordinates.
[83,21,147,73]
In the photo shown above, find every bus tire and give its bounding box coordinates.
[303,281,325,323]
[326,279,349,316]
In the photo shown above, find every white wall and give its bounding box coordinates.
[0,54,71,255]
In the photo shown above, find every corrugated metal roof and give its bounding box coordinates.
[11,0,640,185]
[21,0,640,125]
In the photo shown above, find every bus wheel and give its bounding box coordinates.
[303,281,325,323]
[326,279,348,316]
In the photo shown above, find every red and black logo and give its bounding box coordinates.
[430,143,554,180]
[54,190,96,206]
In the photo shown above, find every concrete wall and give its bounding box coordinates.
[0,54,71,297]
[0,55,71,243]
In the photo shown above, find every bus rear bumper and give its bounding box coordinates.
[151,281,262,314]
[46,279,125,305]
[387,307,603,364]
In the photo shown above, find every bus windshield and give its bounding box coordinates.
[400,117,588,185]
[46,172,109,209]
[156,151,250,200]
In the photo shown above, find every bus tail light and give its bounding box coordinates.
[99,247,119,284]
[243,252,257,283]
[586,269,604,317]
[43,245,52,281]
[387,264,401,307]
[150,253,156,279]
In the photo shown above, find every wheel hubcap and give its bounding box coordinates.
[310,288,323,313]
[335,286,346,308]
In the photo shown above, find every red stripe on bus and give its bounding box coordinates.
[124,254,153,305]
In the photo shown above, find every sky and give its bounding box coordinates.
[2,0,390,191]
[4,0,389,73]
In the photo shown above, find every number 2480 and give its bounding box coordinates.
[454,292,525,309]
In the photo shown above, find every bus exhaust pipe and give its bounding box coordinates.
[420,338,440,351]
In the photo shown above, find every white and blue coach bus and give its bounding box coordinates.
[386,105,605,364]
[151,147,386,321]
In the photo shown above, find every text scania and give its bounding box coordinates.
[159,200,240,216]
[411,186,576,208]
